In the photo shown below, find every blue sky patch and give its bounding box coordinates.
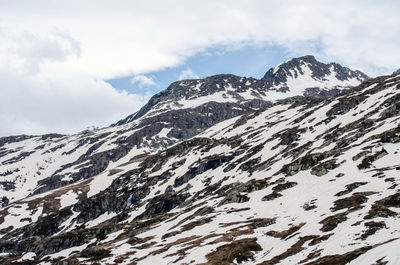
[106,45,290,95]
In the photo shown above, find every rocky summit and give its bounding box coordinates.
[0,56,399,265]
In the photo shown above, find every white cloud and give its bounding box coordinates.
[0,66,151,136]
[1,0,399,77]
[130,75,157,88]
[0,30,150,136]
[178,68,199,80]
[0,0,399,136]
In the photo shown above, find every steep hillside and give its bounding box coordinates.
[0,56,367,208]
[118,55,368,124]
[2,57,399,265]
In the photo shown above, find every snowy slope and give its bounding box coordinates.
[2,57,398,265]
[117,55,368,124]
[0,56,367,210]
[84,72,399,265]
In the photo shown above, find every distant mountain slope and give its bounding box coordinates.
[2,57,397,265]
[118,55,368,124]
[0,56,368,208]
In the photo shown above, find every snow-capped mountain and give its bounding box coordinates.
[0,56,368,208]
[117,55,368,124]
[261,55,368,98]
[1,57,399,265]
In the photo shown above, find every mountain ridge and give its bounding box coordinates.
[116,55,368,125]
[0,56,399,265]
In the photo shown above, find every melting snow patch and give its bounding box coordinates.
[17,252,36,261]
[158,128,172,138]
[86,212,117,228]
[44,239,96,260]
[347,239,400,265]
[59,190,79,209]
[87,172,120,198]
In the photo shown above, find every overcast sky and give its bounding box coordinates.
[0,0,399,136]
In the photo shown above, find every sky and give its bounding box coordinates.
[0,0,399,137]
[107,46,289,96]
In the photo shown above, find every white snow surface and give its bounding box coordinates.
[0,67,398,265]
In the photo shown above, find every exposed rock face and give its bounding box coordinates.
[0,55,369,207]
[117,55,369,125]
[260,55,369,95]
[263,55,368,89]
[2,56,400,265]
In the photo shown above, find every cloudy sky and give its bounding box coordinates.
[0,0,399,136]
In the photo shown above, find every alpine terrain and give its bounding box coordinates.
[0,55,399,264]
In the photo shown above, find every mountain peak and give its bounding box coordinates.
[393,68,400,75]
[263,55,315,79]
[117,56,369,125]
[261,55,369,95]
[264,55,367,80]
